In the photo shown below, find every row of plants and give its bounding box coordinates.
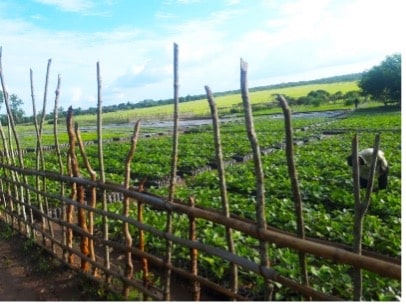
[140,108,400,300]
[74,106,399,300]
[7,105,400,300]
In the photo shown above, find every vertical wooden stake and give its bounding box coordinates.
[122,121,141,298]
[137,178,149,300]
[240,58,272,300]
[352,133,380,300]
[188,196,200,301]
[164,42,180,301]
[97,61,111,282]
[278,95,310,299]
[205,85,238,298]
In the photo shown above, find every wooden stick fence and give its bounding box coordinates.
[0,44,401,301]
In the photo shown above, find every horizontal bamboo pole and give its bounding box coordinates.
[1,164,401,282]
[2,178,399,266]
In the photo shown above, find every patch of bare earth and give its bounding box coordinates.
[0,222,102,301]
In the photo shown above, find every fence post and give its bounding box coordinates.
[97,61,111,283]
[122,121,141,298]
[76,122,98,276]
[278,95,310,299]
[352,133,381,300]
[205,85,238,298]
[164,42,180,301]
[240,58,273,300]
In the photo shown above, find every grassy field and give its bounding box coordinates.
[71,81,359,125]
[10,80,359,148]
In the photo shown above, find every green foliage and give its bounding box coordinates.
[5,92,400,300]
[0,92,25,124]
[358,54,401,105]
[0,222,14,240]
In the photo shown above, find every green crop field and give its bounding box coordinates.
[4,88,401,300]
[71,81,359,125]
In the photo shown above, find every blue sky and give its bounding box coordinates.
[0,0,403,114]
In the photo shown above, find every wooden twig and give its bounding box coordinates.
[122,120,141,298]
[240,58,272,300]
[31,61,55,252]
[0,46,30,236]
[30,68,46,240]
[75,122,97,275]
[188,196,200,301]
[40,60,54,252]
[137,178,149,300]
[67,109,90,271]
[278,95,310,298]
[5,161,400,280]
[164,42,180,301]
[52,74,68,262]
[65,107,75,264]
[205,85,238,298]
[352,133,380,300]
[97,61,111,281]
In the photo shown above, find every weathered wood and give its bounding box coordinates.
[52,74,68,262]
[188,196,200,301]
[1,163,400,280]
[137,179,149,300]
[75,122,97,275]
[0,46,29,236]
[122,121,141,298]
[97,61,111,282]
[352,134,381,300]
[164,42,179,301]
[278,95,310,299]
[240,58,272,300]
[205,85,238,298]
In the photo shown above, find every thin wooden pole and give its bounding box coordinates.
[75,122,97,275]
[40,60,54,252]
[97,61,111,281]
[164,42,180,301]
[0,46,30,236]
[137,179,149,300]
[278,95,310,298]
[52,74,67,262]
[67,110,90,271]
[240,58,272,300]
[65,107,75,264]
[188,196,200,301]
[31,60,55,252]
[205,85,238,298]
[352,134,380,300]
[122,120,141,298]
[30,68,46,241]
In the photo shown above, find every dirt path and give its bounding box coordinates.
[0,221,102,301]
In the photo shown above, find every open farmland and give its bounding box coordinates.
[15,98,401,300]
[2,69,400,300]
[67,81,359,125]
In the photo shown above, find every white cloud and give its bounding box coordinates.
[0,0,403,114]
[33,0,95,13]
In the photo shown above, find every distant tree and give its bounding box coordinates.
[358,53,401,106]
[331,91,343,104]
[0,92,25,124]
[305,89,330,106]
[9,94,25,123]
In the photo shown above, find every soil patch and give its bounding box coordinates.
[0,221,102,301]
